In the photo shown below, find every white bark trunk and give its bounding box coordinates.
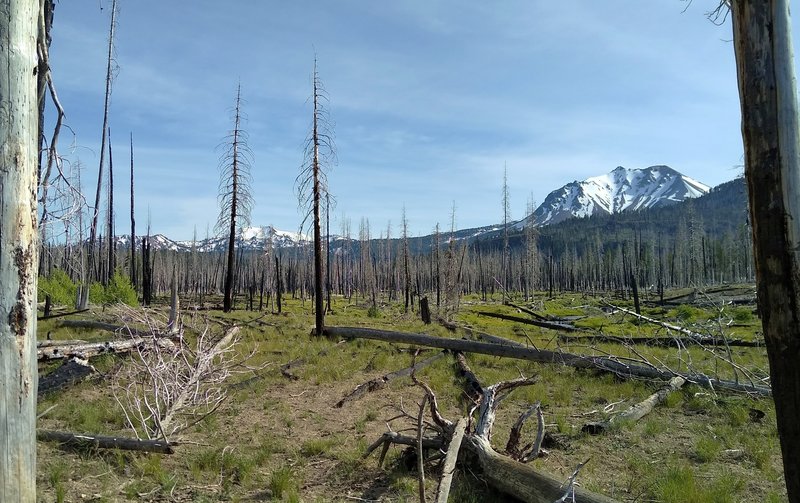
[0,0,39,500]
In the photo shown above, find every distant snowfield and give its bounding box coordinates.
[516,165,710,228]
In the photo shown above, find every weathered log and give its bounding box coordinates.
[326,327,771,396]
[37,339,87,348]
[38,358,95,396]
[582,376,686,435]
[478,311,577,332]
[37,308,89,321]
[466,436,616,503]
[37,337,175,361]
[435,417,467,503]
[602,301,707,340]
[37,430,174,454]
[335,351,447,408]
[558,333,763,348]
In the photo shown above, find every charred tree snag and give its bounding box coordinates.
[732,1,800,497]
[1,0,40,498]
[325,327,770,396]
[296,58,335,336]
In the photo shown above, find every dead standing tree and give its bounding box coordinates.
[216,84,253,313]
[1,0,39,499]
[88,0,117,284]
[296,57,336,335]
[731,0,800,498]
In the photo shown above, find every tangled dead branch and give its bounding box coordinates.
[365,360,617,503]
[112,309,259,441]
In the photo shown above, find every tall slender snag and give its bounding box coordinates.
[88,0,117,282]
[129,132,136,290]
[296,58,335,335]
[216,84,253,313]
[0,0,40,499]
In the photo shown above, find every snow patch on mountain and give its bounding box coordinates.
[516,166,709,228]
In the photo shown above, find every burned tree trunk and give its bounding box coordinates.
[0,1,39,498]
[732,1,800,498]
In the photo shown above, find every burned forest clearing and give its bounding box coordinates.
[34,287,785,502]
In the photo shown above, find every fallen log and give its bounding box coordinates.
[37,308,90,321]
[335,351,447,408]
[37,430,174,454]
[601,301,707,341]
[504,301,551,321]
[558,334,763,348]
[466,436,615,503]
[38,357,95,396]
[582,376,687,435]
[37,337,175,361]
[434,417,467,503]
[37,339,87,347]
[478,311,578,332]
[325,327,771,396]
[57,319,148,337]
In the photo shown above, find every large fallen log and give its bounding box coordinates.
[466,436,615,503]
[335,351,447,408]
[478,311,578,332]
[582,376,687,434]
[558,333,763,348]
[38,357,95,396]
[325,327,771,396]
[37,337,175,361]
[37,430,174,454]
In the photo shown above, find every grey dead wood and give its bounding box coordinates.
[325,327,771,396]
[37,337,175,361]
[1,1,41,498]
[582,376,686,435]
[434,417,467,503]
[37,430,174,454]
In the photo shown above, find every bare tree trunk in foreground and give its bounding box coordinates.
[0,0,39,499]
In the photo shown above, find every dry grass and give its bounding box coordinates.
[35,290,785,502]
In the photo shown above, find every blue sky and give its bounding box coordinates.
[46,1,779,240]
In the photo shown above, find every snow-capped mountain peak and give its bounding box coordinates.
[518,165,710,227]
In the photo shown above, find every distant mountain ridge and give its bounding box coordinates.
[117,225,308,252]
[517,165,710,227]
[124,165,714,253]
